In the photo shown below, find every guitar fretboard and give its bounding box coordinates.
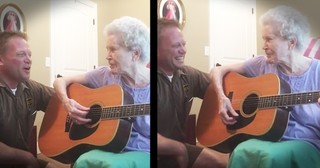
[258,91,320,108]
[101,104,150,120]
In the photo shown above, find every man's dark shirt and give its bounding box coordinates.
[157,65,210,142]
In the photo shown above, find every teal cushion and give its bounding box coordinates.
[227,139,320,168]
[73,150,150,168]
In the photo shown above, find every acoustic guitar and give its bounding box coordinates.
[196,72,319,153]
[38,83,150,163]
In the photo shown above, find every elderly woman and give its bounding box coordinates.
[53,16,150,168]
[210,5,320,168]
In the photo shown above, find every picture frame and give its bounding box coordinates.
[0,3,26,32]
[158,0,186,28]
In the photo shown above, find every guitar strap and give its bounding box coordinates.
[181,74,192,110]
[181,74,193,129]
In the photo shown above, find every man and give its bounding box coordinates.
[210,6,320,168]
[0,31,57,168]
[157,18,228,168]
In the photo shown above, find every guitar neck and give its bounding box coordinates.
[259,91,320,108]
[101,104,150,120]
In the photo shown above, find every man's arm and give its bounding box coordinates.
[0,142,39,168]
[209,63,245,125]
[157,133,188,168]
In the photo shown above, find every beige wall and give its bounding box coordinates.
[183,0,209,73]
[181,0,210,115]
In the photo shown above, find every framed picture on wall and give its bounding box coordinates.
[158,0,186,28]
[0,3,26,32]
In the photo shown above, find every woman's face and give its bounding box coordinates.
[262,25,292,64]
[105,34,133,75]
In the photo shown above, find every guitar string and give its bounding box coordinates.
[81,92,318,116]
[82,105,150,117]
[219,92,319,109]
[225,94,319,103]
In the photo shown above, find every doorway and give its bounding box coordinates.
[49,0,98,85]
[209,0,257,68]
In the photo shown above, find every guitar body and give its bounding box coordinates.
[39,83,132,163]
[196,72,290,153]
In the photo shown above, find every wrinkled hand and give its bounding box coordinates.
[219,96,238,125]
[63,99,91,125]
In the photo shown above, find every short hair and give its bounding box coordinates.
[0,31,28,57]
[260,5,310,52]
[157,18,181,44]
[103,16,150,64]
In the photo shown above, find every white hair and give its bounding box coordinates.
[260,5,310,52]
[104,16,150,64]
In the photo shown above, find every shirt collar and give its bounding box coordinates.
[0,80,29,93]
[158,67,187,83]
[157,67,186,77]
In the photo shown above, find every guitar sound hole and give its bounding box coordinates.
[242,94,259,115]
[87,104,102,125]
[69,104,102,140]
[227,94,258,130]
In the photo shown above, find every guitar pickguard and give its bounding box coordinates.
[69,124,98,140]
[227,110,255,130]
